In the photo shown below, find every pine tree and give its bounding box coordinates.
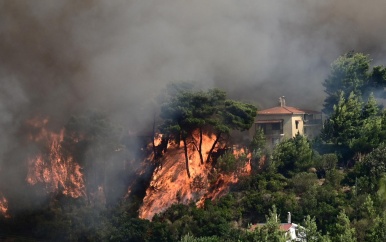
[260,206,287,242]
[272,134,313,177]
[323,52,370,114]
[362,93,380,119]
[322,92,362,146]
[300,215,331,242]
[333,210,357,242]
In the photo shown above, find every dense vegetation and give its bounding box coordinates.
[159,86,257,177]
[2,52,386,241]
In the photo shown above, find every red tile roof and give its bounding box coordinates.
[258,106,320,115]
[248,223,294,232]
[279,223,293,231]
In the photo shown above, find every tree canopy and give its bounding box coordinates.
[321,91,362,146]
[323,51,386,115]
[159,86,257,177]
[321,90,386,157]
[272,134,313,177]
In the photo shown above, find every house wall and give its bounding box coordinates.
[304,124,320,139]
[252,113,306,150]
[290,114,304,137]
[303,113,323,139]
[255,114,304,138]
[251,111,322,150]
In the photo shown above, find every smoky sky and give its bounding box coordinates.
[1,0,386,205]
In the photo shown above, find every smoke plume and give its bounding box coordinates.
[1,0,386,209]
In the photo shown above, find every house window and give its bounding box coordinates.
[271,123,281,130]
[256,123,266,133]
[304,114,313,121]
[295,120,299,129]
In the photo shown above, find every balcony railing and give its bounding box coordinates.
[304,119,322,125]
[264,130,283,136]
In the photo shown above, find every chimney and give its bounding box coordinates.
[279,96,286,107]
[287,212,291,224]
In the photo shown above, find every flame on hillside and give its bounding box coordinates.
[0,193,9,218]
[196,147,251,208]
[25,118,85,198]
[139,132,251,220]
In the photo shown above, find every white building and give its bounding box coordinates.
[251,97,322,149]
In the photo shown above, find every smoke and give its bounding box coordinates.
[1,0,386,210]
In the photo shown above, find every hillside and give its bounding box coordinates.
[139,133,250,220]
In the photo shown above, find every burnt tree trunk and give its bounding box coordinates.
[192,128,204,165]
[182,137,191,178]
[198,128,204,165]
[206,132,222,163]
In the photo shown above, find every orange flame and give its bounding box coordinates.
[196,147,251,208]
[139,132,251,220]
[26,118,85,198]
[0,193,9,218]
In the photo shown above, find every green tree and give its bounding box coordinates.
[367,211,386,242]
[215,150,249,174]
[332,210,357,242]
[352,195,379,241]
[251,205,287,242]
[362,145,386,181]
[324,169,344,190]
[249,127,268,172]
[159,89,201,177]
[377,175,386,208]
[323,51,386,115]
[180,233,220,242]
[250,127,266,152]
[354,145,386,191]
[272,134,313,177]
[290,172,318,195]
[369,65,386,93]
[350,116,383,154]
[317,153,338,171]
[188,89,228,165]
[349,94,384,154]
[362,93,380,119]
[299,215,331,242]
[322,91,362,146]
[160,87,256,177]
[323,89,386,158]
[205,98,257,163]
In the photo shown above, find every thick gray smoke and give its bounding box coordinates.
[1,0,386,209]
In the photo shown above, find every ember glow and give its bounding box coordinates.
[0,193,9,218]
[25,118,85,198]
[139,132,251,220]
[196,146,251,208]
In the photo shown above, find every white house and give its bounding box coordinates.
[249,212,306,242]
[252,97,322,149]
